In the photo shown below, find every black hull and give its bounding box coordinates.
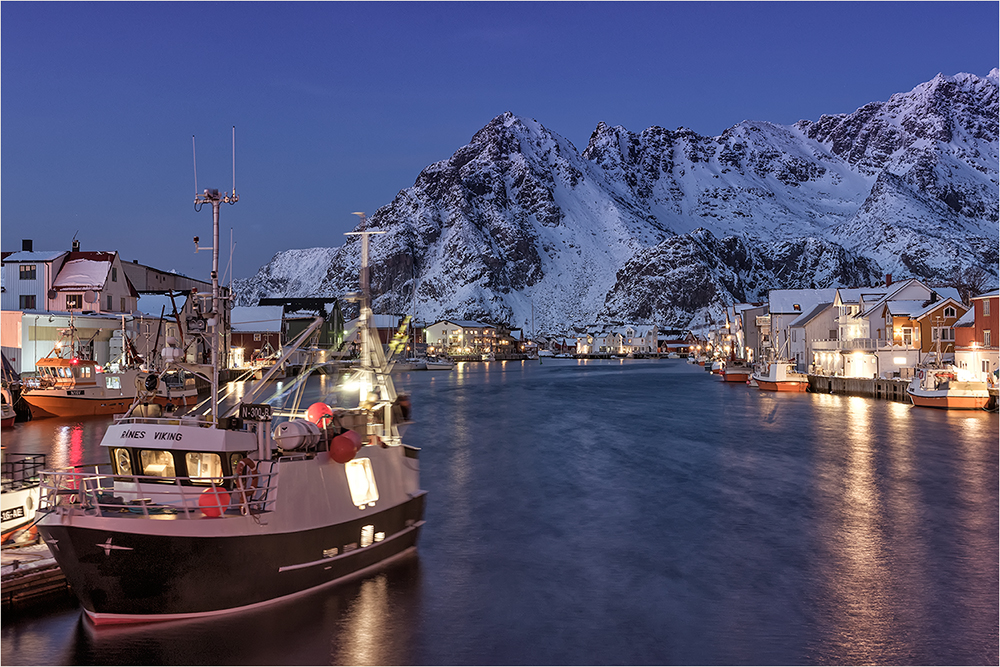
[38,493,426,624]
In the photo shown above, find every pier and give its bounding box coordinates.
[1,543,70,611]
[807,374,912,402]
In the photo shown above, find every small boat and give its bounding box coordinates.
[710,360,726,375]
[721,365,753,383]
[751,359,809,392]
[538,350,555,358]
[667,352,680,359]
[35,213,426,625]
[1,453,45,544]
[907,365,989,409]
[423,357,455,370]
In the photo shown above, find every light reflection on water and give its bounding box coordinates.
[1,360,996,665]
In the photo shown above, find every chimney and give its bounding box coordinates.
[72,239,80,252]
[22,239,32,252]
[885,273,892,287]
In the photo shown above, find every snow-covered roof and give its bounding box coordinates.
[431,319,493,329]
[972,289,999,300]
[788,303,833,328]
[912,297,965,320]
[885,300,927,317]
[51,253,115,290]
[768,288,837,314]
[953,308,976,327]
[231,306,284,333]
[136,294,188,317]
[3,250,67,262]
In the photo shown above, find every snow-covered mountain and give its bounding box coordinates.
[235,70,998,331]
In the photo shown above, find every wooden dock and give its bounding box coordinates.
[807,375,912,403]
[1,543,72,611]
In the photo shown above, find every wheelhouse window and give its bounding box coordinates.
[19,265,36,280]
[185,452,223,484]
[139,450,177,478]
[113,448,133,476]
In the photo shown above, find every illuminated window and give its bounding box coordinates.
[66,294,83,309]
[185,452,224,484]
[344,458,378,508]
[139,450,176,477]
[113,448,133,475]
[106,376,121,390]
[19,265,36,280]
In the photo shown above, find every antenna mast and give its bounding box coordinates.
[192,128,240,424]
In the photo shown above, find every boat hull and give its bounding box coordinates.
[755,379,808,392]
[38,492,426,624]
[23,392,199,419]
[1,485,40,543]
[907,389,989,410]
[721,370,752,382]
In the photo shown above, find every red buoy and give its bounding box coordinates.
[199,487,230,517]
[306,402,334,427]
[331,434,356,464]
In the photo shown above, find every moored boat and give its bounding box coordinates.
[721,365,753,383]
[907,365,989,409]
[751,359,809,392]
[35,210,426,625]
[1,453,45,544]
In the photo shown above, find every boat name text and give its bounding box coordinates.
[119,430,183,442]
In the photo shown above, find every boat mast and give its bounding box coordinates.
[192,128,238,425]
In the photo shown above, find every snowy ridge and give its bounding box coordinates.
[235,71,998,331]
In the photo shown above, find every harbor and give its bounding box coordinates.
[2,358,997,664]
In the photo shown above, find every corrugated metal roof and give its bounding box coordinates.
[231,306,284,332]
[4,250,67,262]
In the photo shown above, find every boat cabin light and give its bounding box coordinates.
[111,447,244,486]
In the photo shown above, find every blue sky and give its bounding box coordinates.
[2,1,997,281]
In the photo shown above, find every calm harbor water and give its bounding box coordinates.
[2,359,997,665]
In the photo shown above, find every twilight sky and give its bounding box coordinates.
[2,1,997,281]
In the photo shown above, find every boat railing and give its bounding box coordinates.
[111,415,218,428]
[38,464,278,519]
[1,453,46,491]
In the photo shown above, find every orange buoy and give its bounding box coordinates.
[199,486,230,518]
[306,402,334,427]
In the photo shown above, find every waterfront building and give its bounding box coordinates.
[2,239,215,374]
[954,289,999,382]
[424,319,497,357]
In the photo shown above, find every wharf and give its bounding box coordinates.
[1,542,71,610]
[807,375,912,403]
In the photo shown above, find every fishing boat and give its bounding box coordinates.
[907,365,989,409]
[35,207,426,625]
[721,364,753,383]
[2,453,45,544]
[20,323,199,419]
[751,359,809,392]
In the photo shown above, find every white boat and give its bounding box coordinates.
[667,352,680,359]
[751,359,809,392]
[2,453,45,544]
[424,357,455,370]
[35,209,426,626]
[391,358,428,372]
[907,364,989,410]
